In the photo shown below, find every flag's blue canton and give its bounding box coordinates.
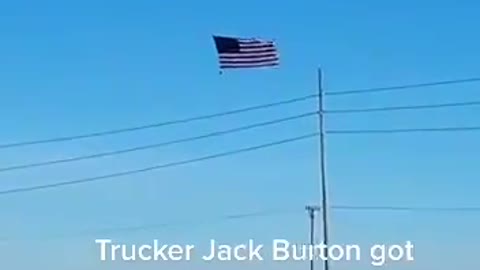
[214,36,241,53]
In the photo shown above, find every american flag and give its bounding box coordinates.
[213,35,279,69]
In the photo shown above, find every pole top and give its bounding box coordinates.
[305,205,321,211]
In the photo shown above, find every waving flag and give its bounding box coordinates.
[213,35,279,69]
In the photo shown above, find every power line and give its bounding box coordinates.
[326,77,480,96]
[72,208,299,236]
[0,133,319,196]
[0,112,317,173]
[3,205,480,242]
[332,205,480,212]
[325,100,480,114]
[81,205,480,235]
[3,76,480,150]
[0,208,301,242]
[0,94,317,150]
[327,126,480,134]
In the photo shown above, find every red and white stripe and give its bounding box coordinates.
[218,39,279,69]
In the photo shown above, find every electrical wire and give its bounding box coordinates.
[2,205,479,242]
[0,208,301,242]
[325,100,480,114]
[2,78,480,241]
[326,77,480,96]
[0,94,317,149]
[332,205,480,212]
[3,76,480,150]
[76,205,480,235]
[0,133,319,196]
[66,208,299,236]
[0,112,317,173]
[327,126,480,134]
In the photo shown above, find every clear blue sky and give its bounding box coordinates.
[1,0,479,269]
